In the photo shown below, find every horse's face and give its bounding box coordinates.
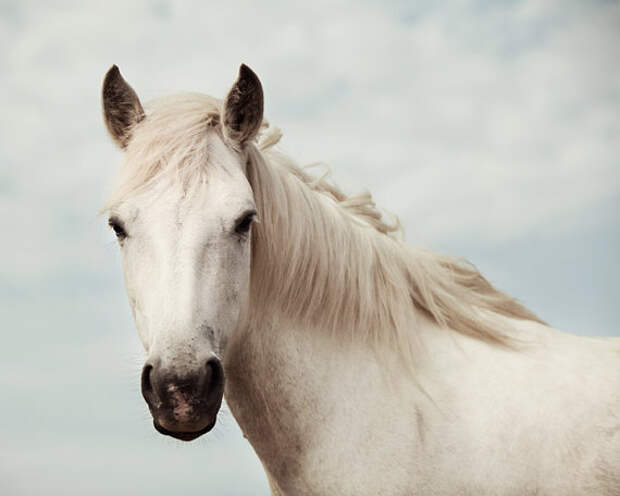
[109,147,255,441]
[102,65,264,441]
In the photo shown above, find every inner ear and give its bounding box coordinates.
[222,64,264,148]
[102,65,145,149]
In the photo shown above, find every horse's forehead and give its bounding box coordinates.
[129,170,252,231]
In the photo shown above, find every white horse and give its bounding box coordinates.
[101,64,619,495]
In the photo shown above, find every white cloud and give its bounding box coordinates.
[2,0,619,281]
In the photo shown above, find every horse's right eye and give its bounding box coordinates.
[108,217,127,241]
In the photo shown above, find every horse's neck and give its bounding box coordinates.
[222,313,604,495]
[223,311,451,494]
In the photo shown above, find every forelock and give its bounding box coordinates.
[104,93,223,211]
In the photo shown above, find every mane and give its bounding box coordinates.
[246,130,545,353]
[106,93,545,358]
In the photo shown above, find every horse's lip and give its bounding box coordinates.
[153,418,216,441]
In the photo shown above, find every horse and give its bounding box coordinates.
[101,64,620,495]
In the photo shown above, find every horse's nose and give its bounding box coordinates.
[141,357,224,441]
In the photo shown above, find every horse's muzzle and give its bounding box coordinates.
[141,357,224,441]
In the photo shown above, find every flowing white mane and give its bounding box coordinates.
[106,93,544,359]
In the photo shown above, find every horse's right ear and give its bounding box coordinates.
[102,65,145,149]
[222,64,264,149]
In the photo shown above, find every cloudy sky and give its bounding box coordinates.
[1,1,619,494]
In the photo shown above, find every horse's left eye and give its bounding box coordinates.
[234,211,256,235]
[108,217,127,241]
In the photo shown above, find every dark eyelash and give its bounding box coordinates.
[234,211,256,235]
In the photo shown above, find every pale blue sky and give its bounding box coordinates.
[1,1,619,495]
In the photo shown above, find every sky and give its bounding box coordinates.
[1,0,619,494]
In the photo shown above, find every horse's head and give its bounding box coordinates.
[101,65,263,441]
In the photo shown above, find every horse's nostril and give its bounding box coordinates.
[205,357,222,382]
[204,357,224,404]
[141,363,154,395]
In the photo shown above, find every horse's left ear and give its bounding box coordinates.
[102,65,145,149]
[222,64,264,148]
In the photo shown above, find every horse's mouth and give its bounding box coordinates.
[152,418,216,441]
